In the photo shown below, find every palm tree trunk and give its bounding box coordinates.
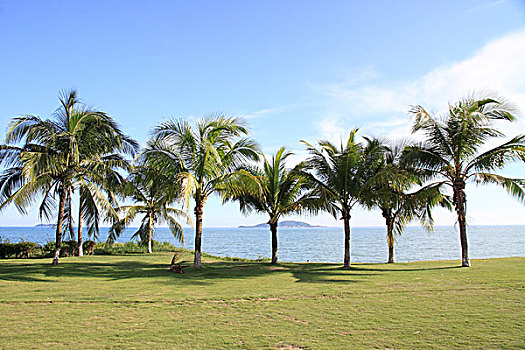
[77,207,83,257]
[386,217,395,263]
[147,216,153,254]
[52,185,67,266]
[343,211,351,268]
[454,182,470,267]
[147,234,152,253]
[270,222,278,264]
[194,201,204,268]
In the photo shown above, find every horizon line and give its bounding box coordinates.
[1,224,524,229]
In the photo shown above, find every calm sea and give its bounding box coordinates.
[0,225,523,263]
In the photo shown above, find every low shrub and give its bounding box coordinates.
[0,242,16,258]
[94,242,144,255]
[16,242,39,258]
[0,239,180,258]
[83,240,96,255]
[95,240,179,255]
[42,240,78,257]
[61,240,79,257]
[42,241,55,257]
[0,241,40,258]
[153,240,179,252]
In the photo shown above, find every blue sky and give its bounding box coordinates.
[1,0,524,227]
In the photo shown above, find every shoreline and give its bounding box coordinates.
[1,224,525,229]
[1,226,524,264]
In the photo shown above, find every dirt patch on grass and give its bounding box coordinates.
[276,342,309,349]
[267,266,285,271]
[282,315,309,325]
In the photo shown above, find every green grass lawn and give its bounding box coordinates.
[0,253,523,349]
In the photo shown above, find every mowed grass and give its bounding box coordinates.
[0,253,523,349]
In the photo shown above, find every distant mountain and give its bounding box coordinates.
[35,224,55,228]
[238,220,324,228]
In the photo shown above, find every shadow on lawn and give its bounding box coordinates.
[286,264,380,283]
[0,260,174,283]
[0,258,462,285]
[349,265,464,272]
[0,259,289,285]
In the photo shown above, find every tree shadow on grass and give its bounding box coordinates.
[0,259,291,285]
[285,262,463,283]
[0,258,463,286]
[288,263,380,283]
[349,265,464,272]
[0,261,171,283]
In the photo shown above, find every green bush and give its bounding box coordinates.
[16,242,39,258]
[42,242,55,257]
[92,242,138,255]
[153,240,179,252]
[83,240,96,255]
[0,242,16,258]
[42,240,78,257]
[94,240,179,255]
[0,242,40,258]
[0,239,180,258]
[61,240,78,257]
[93,241,111,255]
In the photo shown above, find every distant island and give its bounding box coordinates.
[239,220,324,228]
[34,224,55,228]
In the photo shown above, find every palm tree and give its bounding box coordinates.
[0,90,138,265]
[108,166,189,253]
[73,152,132,256]
[366,140,449,263]
[141,116,260,267]
[301,130,386,268]
[223,147,312,264]
[404,95,525,267]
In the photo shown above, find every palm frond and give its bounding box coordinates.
[465,135,525,173]
[473,173,525,204]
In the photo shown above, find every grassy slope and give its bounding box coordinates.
[0,253,523,349]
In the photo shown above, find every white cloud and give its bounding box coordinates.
[241,107,284,120]
[318,116,347,141]
[314,29,525,141]
[467,0,505,14]
[240,102,311,121]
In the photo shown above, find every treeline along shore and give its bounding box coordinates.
[1,89,524,268]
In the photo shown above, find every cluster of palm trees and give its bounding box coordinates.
[0,91,138,264]
[1,90,523,268]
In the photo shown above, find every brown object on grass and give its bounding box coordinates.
[170,251,187,273]
[170,264,187,273]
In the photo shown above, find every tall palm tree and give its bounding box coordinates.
[365,140,449,263]
[73,152,132,256]
[223,147,312,264]
[108,166,189,253]
[301,130,386,268]
[141,116,260,267]
[404,95,525,267]
[0,90,138,265]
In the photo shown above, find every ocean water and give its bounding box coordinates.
[1,225,523,263]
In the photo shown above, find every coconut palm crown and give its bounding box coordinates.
[108,166,190,253]
[403,95,525,267]
[301,130,387,268]
[222,147,313,263]
[364,140,450,263]
[141,115,260,267]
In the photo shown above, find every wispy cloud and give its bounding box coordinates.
[467,0,505,13]
[241,107,284,120]
[240,103,309,121]
[312,29,525,142]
